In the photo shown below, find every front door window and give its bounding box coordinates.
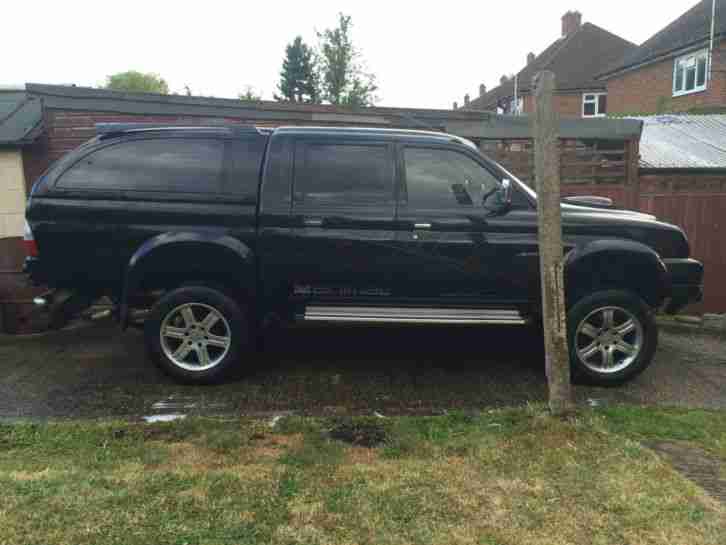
[402,147,501,211]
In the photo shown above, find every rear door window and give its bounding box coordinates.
[294,143,393,207]
[58,138,225,195]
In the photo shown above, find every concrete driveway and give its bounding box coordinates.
[0,320,724,420]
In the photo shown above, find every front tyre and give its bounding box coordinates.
[144,286,248,384]
[567,290,657,386]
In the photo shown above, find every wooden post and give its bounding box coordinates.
[532,71,573,416]
[627,137,641,211]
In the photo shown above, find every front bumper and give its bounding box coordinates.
[662,258,704,314]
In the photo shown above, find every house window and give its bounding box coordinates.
[673,49,708,96]
[498,96,525,115]
[582,93,607,117]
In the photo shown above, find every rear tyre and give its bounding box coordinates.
[144,286,249,384]
[567,290,657,386]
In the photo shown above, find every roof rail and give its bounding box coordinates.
[95,123,268,139]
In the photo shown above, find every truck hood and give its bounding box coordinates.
[560,202,689,258]
[561,201,656,221]
[496,173,688,258]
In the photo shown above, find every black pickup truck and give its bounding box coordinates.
[24,124,703,385]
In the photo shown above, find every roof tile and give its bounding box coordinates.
[0,92,43,146]
[466,23,636,110]
[601,0,726,77]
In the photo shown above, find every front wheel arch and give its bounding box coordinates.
[565,241,669,309]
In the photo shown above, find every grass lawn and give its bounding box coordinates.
[1,406,725,545]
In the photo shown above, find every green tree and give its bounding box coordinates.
[239,86,262,102]
[317,13,378,107]
[275,36,319,103]
[105,71,169,94]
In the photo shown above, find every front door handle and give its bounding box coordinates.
[412,222,432,240]
[303,218,324,227]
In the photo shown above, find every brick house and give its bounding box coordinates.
[460,11,636,118]
[0,91,42,242]
[0,90,43,332]
[600,0,726,114]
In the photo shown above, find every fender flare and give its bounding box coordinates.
[119,232,254,329]
[564,238,670,306]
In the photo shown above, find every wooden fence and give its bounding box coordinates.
[560,173,726,314]
[478,138,637,188]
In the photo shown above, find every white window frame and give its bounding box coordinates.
[673,48,709,97]
[582,93,607,118]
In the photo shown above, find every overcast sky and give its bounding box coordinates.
[3,0,691,109]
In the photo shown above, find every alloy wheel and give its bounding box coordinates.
[574,306,644,374]
[160,303,232,371]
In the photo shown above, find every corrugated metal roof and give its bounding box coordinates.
[631,115,726,169]
[0,91,43,146]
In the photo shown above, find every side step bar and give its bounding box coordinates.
[301,306,527,325]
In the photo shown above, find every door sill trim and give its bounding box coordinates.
[300,306,527,325]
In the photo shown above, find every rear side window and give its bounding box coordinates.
[225,138,267,197]
[58,138,225,194]
[294,143,393,206]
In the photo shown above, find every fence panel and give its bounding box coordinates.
[639,174,726,314]
[561,174,726,313]
[479,138,630,187]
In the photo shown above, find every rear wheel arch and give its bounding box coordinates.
[120,233,256,328]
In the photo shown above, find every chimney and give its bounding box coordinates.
[479,84,487,96]
[464,94,470,106]
[453,101,458,110]
[527,52,536,65]
[562,11,582,37]
[500,75,508,85]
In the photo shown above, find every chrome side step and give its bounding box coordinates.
[301,306,527,325]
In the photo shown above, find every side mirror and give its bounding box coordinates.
[500,179,513,206]
[482,179,513,212]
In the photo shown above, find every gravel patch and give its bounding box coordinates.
[0,321,724,419]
